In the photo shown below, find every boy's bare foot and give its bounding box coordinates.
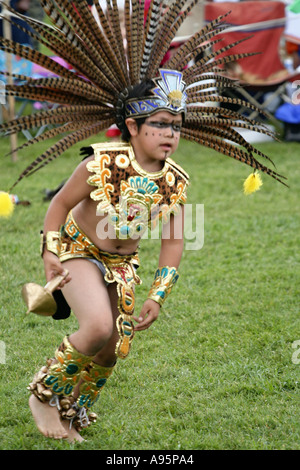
[62,420,85,443]
[29,394,68,440]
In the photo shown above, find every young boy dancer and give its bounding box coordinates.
[0,1,286,442]
[29,76,189,441]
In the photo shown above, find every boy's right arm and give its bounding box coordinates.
[42,196,71,287]
[41,158,93,286]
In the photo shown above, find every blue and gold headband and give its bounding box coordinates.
[117,70,187,128]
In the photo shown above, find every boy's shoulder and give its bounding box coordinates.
[91,142,130,152]
[86,141,134,173]
[90,141,133,159]
[165,157,190,184]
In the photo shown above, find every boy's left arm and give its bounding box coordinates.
[134,207,184,331]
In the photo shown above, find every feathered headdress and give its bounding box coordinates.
[0,0,287,213]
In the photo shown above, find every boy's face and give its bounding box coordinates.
[126,111,182,170]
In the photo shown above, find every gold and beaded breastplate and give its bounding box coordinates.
[86,142,189,239]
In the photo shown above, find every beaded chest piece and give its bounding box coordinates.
[86,142,189,239]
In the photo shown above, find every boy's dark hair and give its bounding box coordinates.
[120,80,154,142]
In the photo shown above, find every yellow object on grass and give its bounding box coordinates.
[0,191,14,218]
[243,172,263,195]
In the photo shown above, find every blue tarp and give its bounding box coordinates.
[275,102,300,124]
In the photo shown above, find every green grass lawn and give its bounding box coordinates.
[0,132,299,450]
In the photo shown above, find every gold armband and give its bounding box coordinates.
[147,266,179,307]
[40,230,61,257]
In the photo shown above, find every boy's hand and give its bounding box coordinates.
[133,299,161,331]
[42,251,71,288]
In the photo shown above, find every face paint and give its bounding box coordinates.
[145,120,182,134]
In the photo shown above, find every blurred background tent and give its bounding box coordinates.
[203,1,300,139]
[277,0,300,140]
[284,0,300,69]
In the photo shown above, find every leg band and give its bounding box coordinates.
[77,362,114,409]
[28,337,114,431]
[44,336,93,397]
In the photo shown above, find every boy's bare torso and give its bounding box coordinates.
[72,197,141,255]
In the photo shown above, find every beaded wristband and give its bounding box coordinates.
[147,266,179,307]
[40,230,61,257]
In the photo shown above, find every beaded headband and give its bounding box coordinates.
[124,69,187,120]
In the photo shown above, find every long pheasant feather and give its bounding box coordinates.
[140,0,162,80]
[22,77,114,101]
[0,105,110,135]
[181,128,287,186]
[128,0,141,84]
[0,37,75,79]
[184,119,276,165]
[10,119,115,190]
[167,12,231,69]
[147,0,200,76]
[136,0,145,73]
[72,0,124,89]
[47,0,120,90]
[93,1,129,84]
[110,0,130,85]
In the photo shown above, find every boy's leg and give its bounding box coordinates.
[62,259,115,356]
[93,282,121,366]
[70,282,121,429]
[29,259,115,439]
